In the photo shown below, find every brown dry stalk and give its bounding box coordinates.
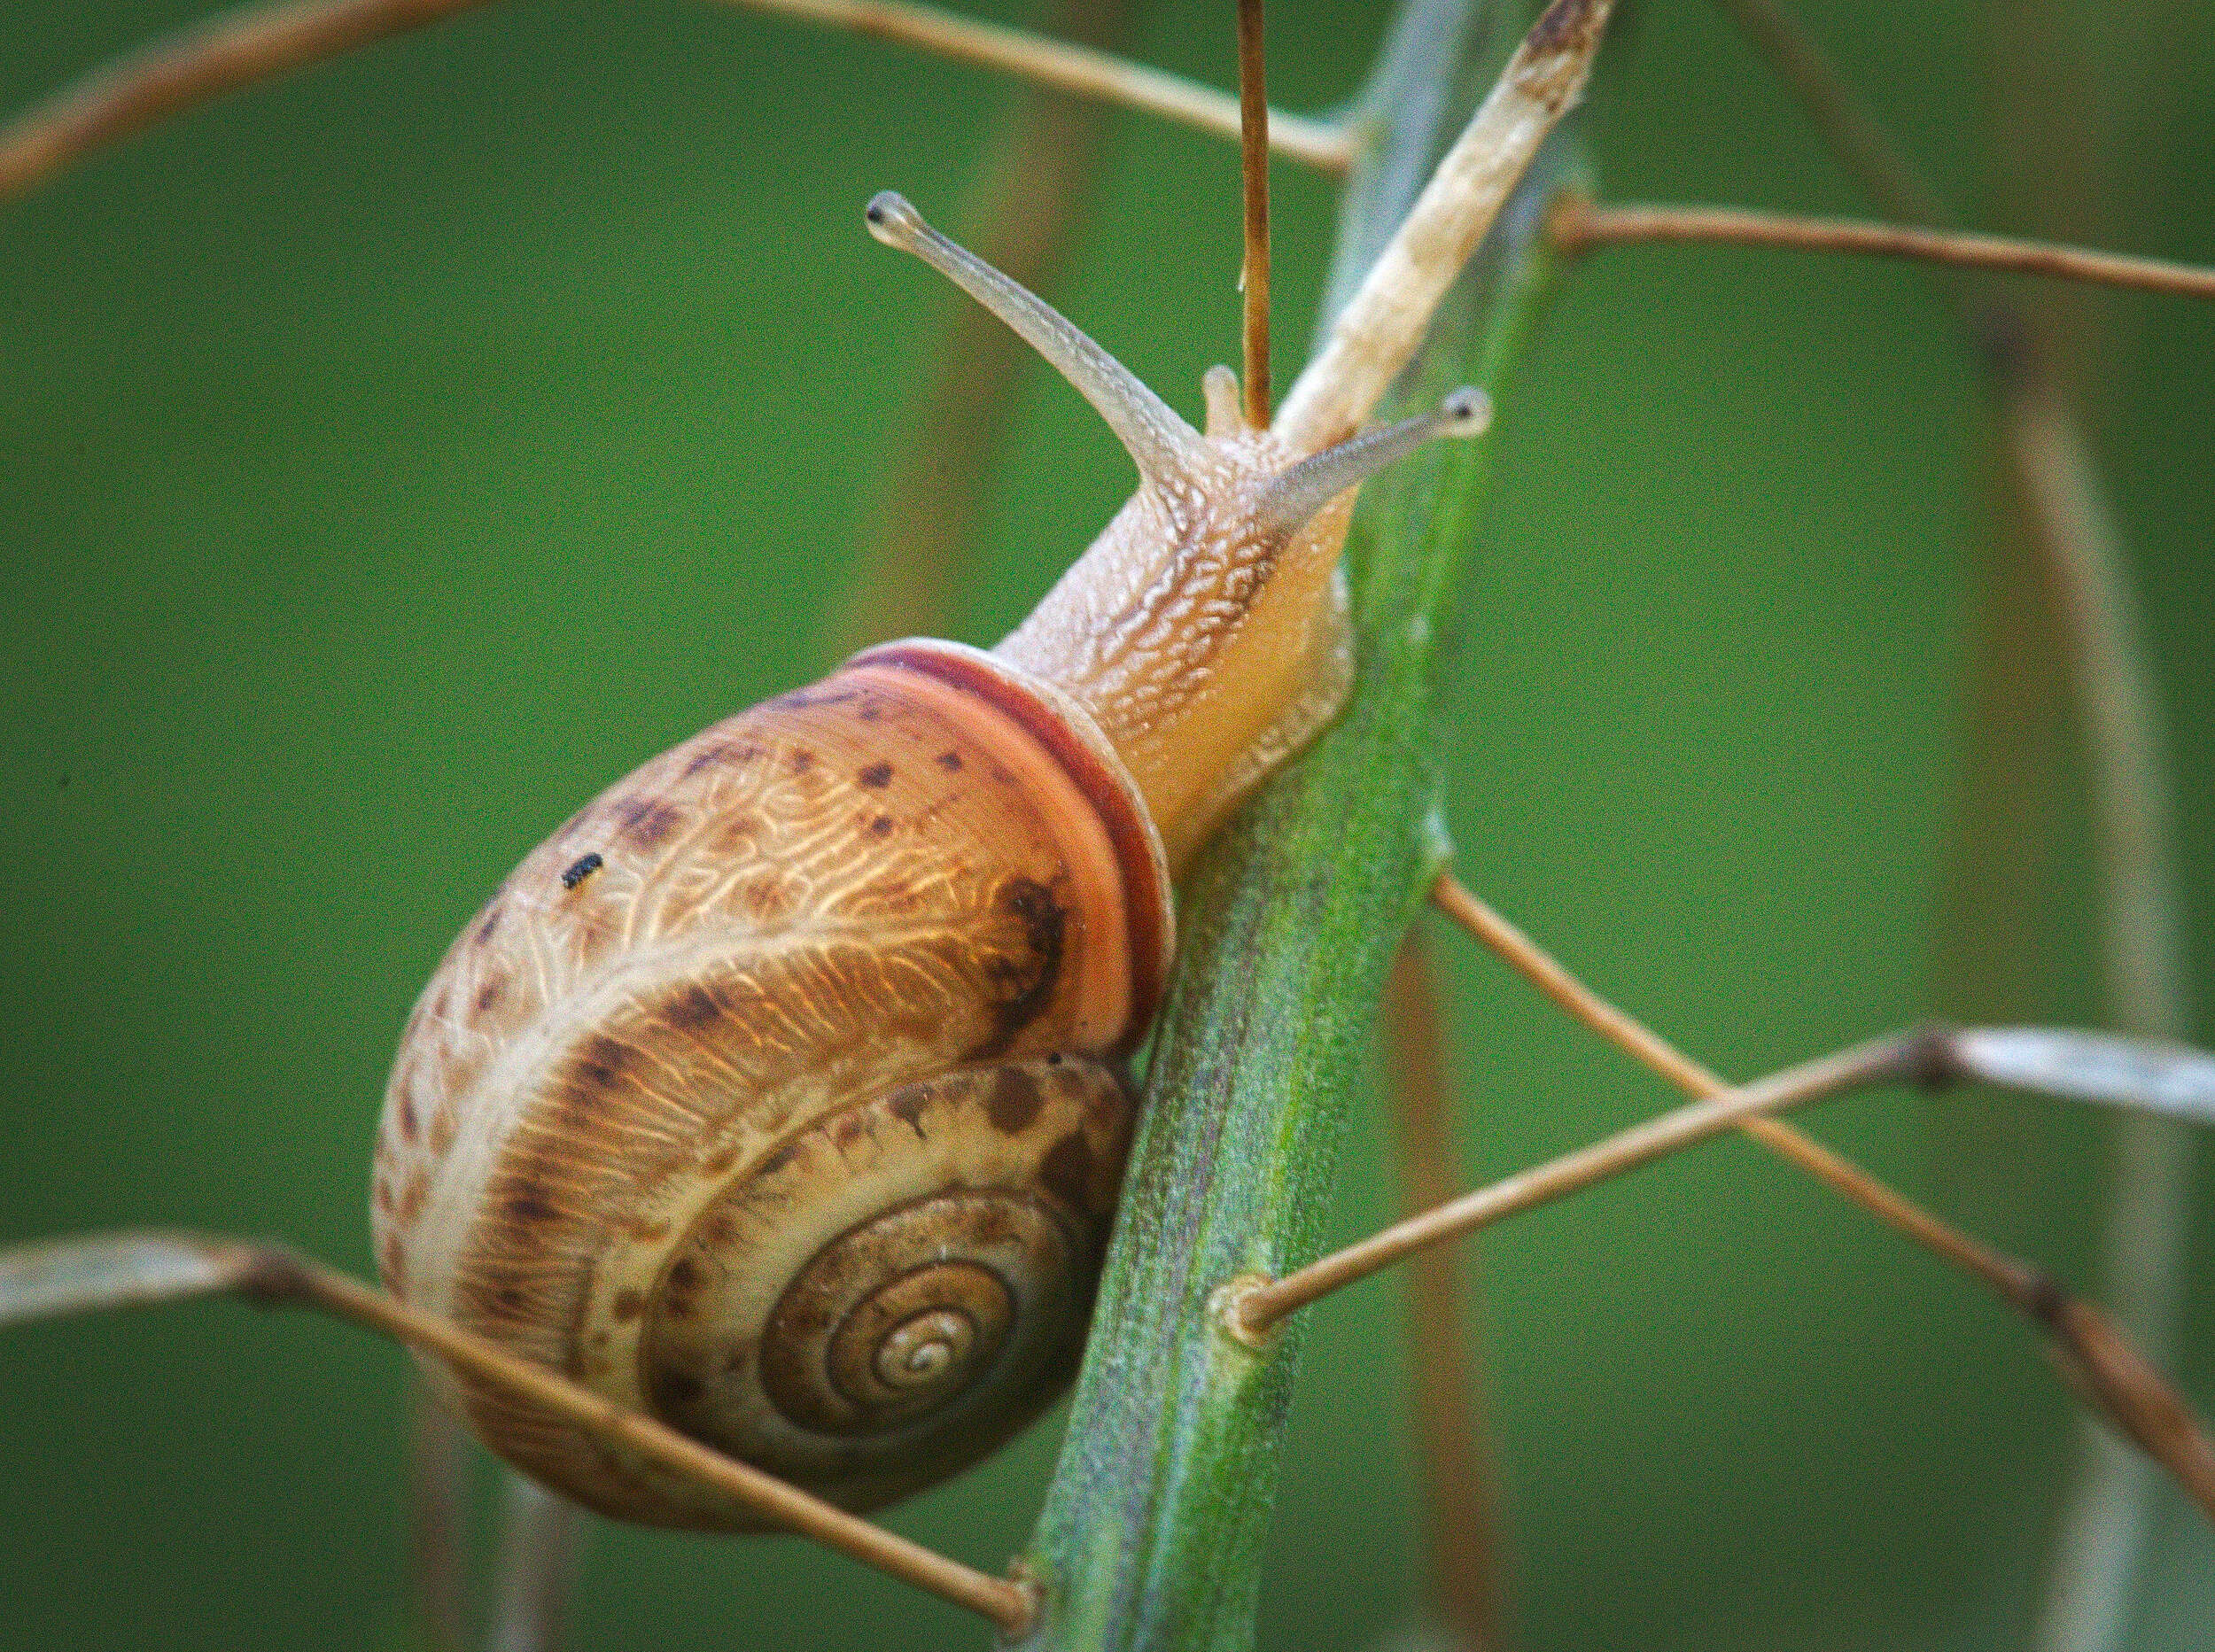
[1704,0,2201,1635]
[44,1234,1032,1632]
[0,0,495,199]
[1382,937,1504,1652]
[0,0,1352,204]
[1233,1029,1944,1329]
[1553,199,2215,303]
[1235,0,1271,426]
[1706,0,1946,229]
[1412,876,2215,1525]
[408,1379,472,1652]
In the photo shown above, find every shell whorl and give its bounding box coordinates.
[370,644,1165,1527]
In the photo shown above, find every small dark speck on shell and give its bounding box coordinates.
[858,761,894,788]
[561,852,603,890]
[936,751,963,771]
[869,815,894,835]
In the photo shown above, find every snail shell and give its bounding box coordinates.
[371,641,1169,1527]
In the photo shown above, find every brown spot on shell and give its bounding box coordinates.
[742,876,790,919]
[652,1368,705,1409]
[476,902,503,945]
[506,1184,558,1223]
[685,739,762,779]
[936,750,963,772]
[397,1092,419,1143]
[475,976,507,1015]
[612,1289,644,1322]
[869,815,894,835]
[888,1087,929,1135]
[618,797,684,849]
[789,748,816,772]
[857,762,893,788]
[664,982,724,1031]
[377,1234,406,1291]
[986,1066,1045,1136]
[714,812,762,852]
[1040,1130,1097,1214]
[701,1145,737,1176]
[758,1140,798,1178]
[428,1103,458,1156]
[964,876,1069,1060]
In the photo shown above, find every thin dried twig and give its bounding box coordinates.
[1382,937,1504,1652]
[1232,1030,1943,1330]
[1705,0,1945,228]
[1274,0,1615,449]
[408,1379,473,1652]
[0,0,1352,203]
[1406,878,2215,1524]
[0,1232,1032,1633]
[727,0,1350,170]
[1235,0,1272,426]
[487,1474,587,1652]
[0,0,494,200]
[1552,199,2215,303]
[1426,876,2034,1298]
[1702,1,2202,1638]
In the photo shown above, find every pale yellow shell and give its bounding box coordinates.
[370,642,1168,1527]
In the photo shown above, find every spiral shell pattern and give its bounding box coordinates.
[369,643,1166,1527]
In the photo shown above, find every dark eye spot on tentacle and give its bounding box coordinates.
[560,852,603,890]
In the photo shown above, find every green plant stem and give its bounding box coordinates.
[1014,3,1565,1643]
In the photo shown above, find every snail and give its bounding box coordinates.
[369,190,1489,1530]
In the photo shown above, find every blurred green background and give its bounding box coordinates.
[2,0,2210,1648]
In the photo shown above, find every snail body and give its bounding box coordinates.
[371,194,1488,1527]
